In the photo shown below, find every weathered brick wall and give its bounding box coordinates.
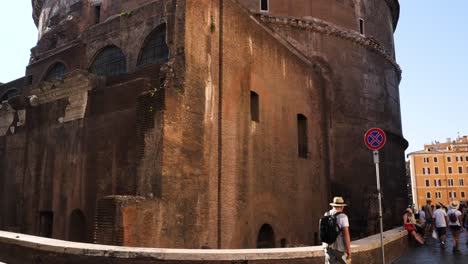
[256,1,406,237]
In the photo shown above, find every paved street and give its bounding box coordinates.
[393,230,468,263]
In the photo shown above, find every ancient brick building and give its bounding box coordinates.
[0,0,406,249]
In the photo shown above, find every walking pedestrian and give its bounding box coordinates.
[447,201,463,253]
[422,200,433,236]
[419,207,426,231]
[323,197,351,264]
[433,202,449,248]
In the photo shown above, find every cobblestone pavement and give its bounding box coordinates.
[393,230,468,263]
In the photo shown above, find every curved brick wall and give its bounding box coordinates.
[0,228,408,263]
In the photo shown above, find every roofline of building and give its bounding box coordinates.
[385,0,400,32]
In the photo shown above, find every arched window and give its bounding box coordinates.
[137,24,169,67]
[44,62,68,81]
[257,224,275,248]
[297,114,308,158]
[0,89,20,102]
[90,46,127,76]
[69,209,87,242]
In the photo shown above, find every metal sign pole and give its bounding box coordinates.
[373,150,385,264]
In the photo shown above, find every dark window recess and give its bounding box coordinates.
[257,224,275,248]
[44,62,68,81]
[250,91,259,122]
[90,46,127,76]
[280,238,287,248]
[260,0,269,11]
[39,211,54,238]
[298,114,308,158]
[69,209,87,242]
[359,19,364,34]
[137,24,169,67]
[94,5,101,24]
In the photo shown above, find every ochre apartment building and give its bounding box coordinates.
[408,136,468,208]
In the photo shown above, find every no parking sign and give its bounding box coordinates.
[365,128,386,150]
[364,127,386,263]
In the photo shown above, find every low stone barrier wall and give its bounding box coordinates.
[0,227,408,264]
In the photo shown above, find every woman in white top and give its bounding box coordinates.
[447,201,463,253]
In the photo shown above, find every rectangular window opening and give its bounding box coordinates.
[38,211,54,238]
[260,0,269,12]
[359,19,364,35]
[250,91,259,122]
[94,4,101,24]
[297,114,308,158]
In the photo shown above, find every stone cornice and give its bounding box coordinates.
[385,0,400,31]
[255,13,402,81]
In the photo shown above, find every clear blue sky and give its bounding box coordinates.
[0,1,467,156]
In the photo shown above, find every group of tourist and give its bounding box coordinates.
[322,196,468,263]
[404,199,468,253]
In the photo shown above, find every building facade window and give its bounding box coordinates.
[434,156,438,163]
[449,191,456,198]
[456,156,460,162]
[435,167,439,174]
[260,0,269,12]
[448,179,454,186]
[459,166,463,174]
[94,4,101,24]
[359,19,365,35]
[459,179,465,186]
[426,192,431,199]
[44,62,68,81]
[448,167,453,174]
[434,179,442,187]
[462,191,466,198]
[425,179,430,187]
[250,91,259,122]
[137,24,169,67]
[39,211,54,238]
[90,46,127,76]
[436,192,441,198]
[297,114,308,158]
[447,156,452,162]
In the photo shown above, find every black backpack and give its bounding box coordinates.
[449,212,458,223]
[319,212,342,244]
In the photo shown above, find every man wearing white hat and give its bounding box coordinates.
[323,197,351,264]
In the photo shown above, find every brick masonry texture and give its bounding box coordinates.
[0,0,407,250]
